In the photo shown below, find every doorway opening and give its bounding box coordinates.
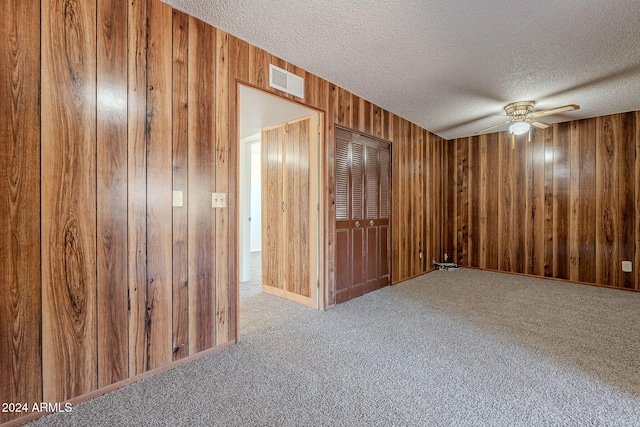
[238,85,323,313]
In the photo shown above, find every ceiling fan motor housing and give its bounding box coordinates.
[505,101,534,121]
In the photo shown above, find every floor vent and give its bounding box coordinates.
[269,64,304,99]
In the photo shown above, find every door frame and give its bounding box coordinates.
[235,82,326,325]
[260,114,320,308]
[239,133,261,283]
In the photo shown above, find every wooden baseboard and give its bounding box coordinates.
[393,266,640,294]
[391,267,438,286]
[462,265,640,293]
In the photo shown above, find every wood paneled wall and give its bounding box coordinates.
[447,112,640,290]
[0,0,445,423]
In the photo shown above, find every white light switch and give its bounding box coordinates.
[172,190,183,207]
[212,192,226,208]
[622,261,633,273]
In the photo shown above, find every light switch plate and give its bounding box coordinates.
[212,192,226,208]
[172,190,183,207]
[622,260,632,273]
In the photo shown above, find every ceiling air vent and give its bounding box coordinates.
[269,64,304,99]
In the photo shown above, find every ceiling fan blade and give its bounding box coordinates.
[531,104,580,117]
[527,119,551,129]
[476,120,511,134]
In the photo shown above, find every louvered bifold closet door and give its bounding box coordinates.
[358,134,390,293]
[335,132,351,302]
[378,148,390,282]
[335,128,390,304]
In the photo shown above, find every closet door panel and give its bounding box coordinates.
[285,118,311,297]
[262,125,284,289]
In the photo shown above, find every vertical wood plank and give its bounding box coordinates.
[568,121,581,281]
[248,44,269,90]
[409,124,417,274]
[524,131,534,274]
[373,105,382,139]
[530,129,546,276]
[478,135,488,268]
[512,135,527,273]
[436,136,444,265]
[444,137,452,265]
[402,119,411,276]
[498,133,512,271]
[416,125,423,274]
[215,28,230,345]
[423,131,430,272]
[395,118,404,277]
[337,88,350,128]
[390,114,401,280]
[303,71,320,110]
[364,100,372,135]
[552,123,569,279]
[485,133,498,270]
[619,112,635,289]
[42,0,97,401]
[578,118,597,283]
[383,110,390,141]
[429,134,437,267]
[228,38,250,106]
[427,134,436,268]
[636,111,640,290]
[596,115,619,286]
[469,136,480,267]
[97,0,129,387]
[448,137,456,264]
[188,17,216,353]
[456,138,469,266]
[358,98,366,134]
[0,0,42,419]
[543,129,554,277]
[327,83,338,299]
[128,0,148,377]
[171,9,189,360]
[145,0,173,369]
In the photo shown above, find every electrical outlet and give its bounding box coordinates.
[444,253,448,261]
[211,192,226,208]
[622,260,632,273]
[419,251,423,259]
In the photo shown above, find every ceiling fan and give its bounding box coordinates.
[477,101,580,135]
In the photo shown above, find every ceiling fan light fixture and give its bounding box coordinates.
[509,122,530,135]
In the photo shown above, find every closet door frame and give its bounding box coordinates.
[334,127,391,304]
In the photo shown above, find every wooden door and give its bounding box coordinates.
[261,114,319,308]
[335,129,390,304]
[262,125,284,290]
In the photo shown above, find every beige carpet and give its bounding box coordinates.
[30,268,640,426]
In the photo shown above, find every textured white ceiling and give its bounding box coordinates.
[165,0,640,140]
